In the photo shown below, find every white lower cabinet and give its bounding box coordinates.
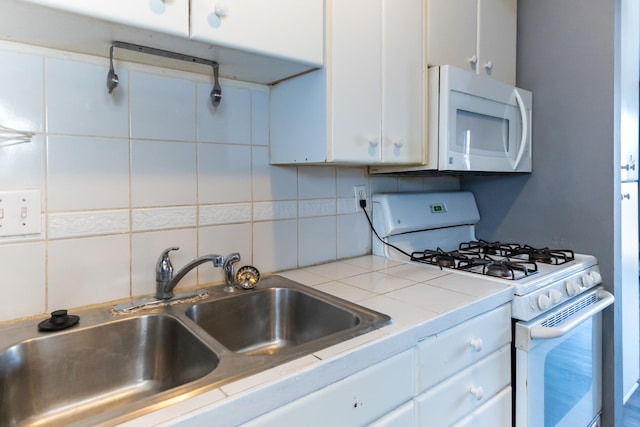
[453,386,512,427]
[242,349,415,427]
[415,303,512,427]
[369,401,415,427]
[242,304,512,427]
[415,345,511,426]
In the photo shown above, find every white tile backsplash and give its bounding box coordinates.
[47,135,130,211]
[45,58,129,137]
[197,143,252,204]
[197,84,251,144]
[0,242,45,321]
[48,235,131,309]
[131,139,197,207]
[0,50,44,133]
[130,71,196,141]
[0,41,457,323]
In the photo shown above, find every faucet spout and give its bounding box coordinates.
[156,253,224,300]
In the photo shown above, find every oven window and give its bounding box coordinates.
[455,109,509,154]
[543,317,594,427]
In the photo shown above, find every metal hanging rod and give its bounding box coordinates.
[107,41,222,107]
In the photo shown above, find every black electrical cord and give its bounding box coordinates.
[359,199,413,259]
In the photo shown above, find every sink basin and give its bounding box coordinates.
[0,314,219,427]
[0,274,390,426]
[185,275,390,356]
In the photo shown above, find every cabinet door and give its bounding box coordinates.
[24,0,189,37]
[426,0,477,72]
[622,182,639,397]
[241,349,415,427]
[453,386,512,427]
[381,0,424,164]
[415,345,511,426]
[329,0,383,163]
[190,0,323,67]
[477,0,517,84]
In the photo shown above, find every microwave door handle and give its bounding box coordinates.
[529,289,614,339]
[512,89,528,171]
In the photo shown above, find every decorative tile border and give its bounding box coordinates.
[253,200,297,221]
[199,203,252,226]
[299,198,336,218]
[132,206,197,232]
[49,210,129,239]
[337,197,359,215]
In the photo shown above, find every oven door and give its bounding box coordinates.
[514,287,614,427]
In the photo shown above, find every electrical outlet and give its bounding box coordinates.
[0,190,42,237]
[353,185,367,211]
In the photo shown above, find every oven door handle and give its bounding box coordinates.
[530,289,614,339]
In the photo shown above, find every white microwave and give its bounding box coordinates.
[370,65,532,174]
[430,65,532,172]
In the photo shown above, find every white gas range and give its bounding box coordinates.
[370,191,614,427]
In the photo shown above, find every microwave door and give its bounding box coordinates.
[441,89,530,172]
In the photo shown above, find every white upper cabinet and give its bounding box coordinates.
[427,0,517,85]
[190,0,323,67]
[24,0,189,37]
[1,0,323,84]
[270,0,424,165]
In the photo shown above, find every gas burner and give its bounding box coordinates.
[509,245,575,265]
[457,255,538,280]
[410,248,479,268]
[459,240,521,257]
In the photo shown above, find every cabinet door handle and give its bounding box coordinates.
[469,338,483,352]
[392,139,404,148]
[469,386,484,400]
[215,3,229,18]
[621,163,636,171]
[369,138,380,147]
[484,61,493,71]
[468,54,478,65]
[622,193,631,200]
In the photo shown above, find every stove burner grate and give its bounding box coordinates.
[458,240,521,257]
[410,248,480,269]
[457,255,538,279]
[508,245,575,265]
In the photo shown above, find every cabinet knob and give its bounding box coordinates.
[469,338,483,352]
[369,138,380,147]
[484,61,493,71]
[468,54,478,65]
[214,3,229,18]
[392,139,404,148]
[469,386,484,400]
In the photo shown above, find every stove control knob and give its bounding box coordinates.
[581,273,595,288]
[566,280,581,297]
[538,294,552,310]
[590,271,602,284]
[549,289,563,305]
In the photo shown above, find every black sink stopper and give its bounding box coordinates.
[37,309,80,332]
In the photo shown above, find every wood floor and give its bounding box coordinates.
[624,386,640,426]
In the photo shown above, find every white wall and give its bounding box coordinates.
[0,41,458,323]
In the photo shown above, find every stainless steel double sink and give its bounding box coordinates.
[0,275,390,426]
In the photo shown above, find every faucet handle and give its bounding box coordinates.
[156,246,179,282]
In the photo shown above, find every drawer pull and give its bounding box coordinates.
[469,386,484,400]
[469,338,483,352]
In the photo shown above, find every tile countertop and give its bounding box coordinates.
[121,255,514,427]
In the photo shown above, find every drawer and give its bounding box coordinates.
[369,401,415,427]
[242,349,415,427]
[415,345,511,427]
[416,303,511,392]
[453,386,512,427]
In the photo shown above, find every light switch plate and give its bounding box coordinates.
[0,190,42,237]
